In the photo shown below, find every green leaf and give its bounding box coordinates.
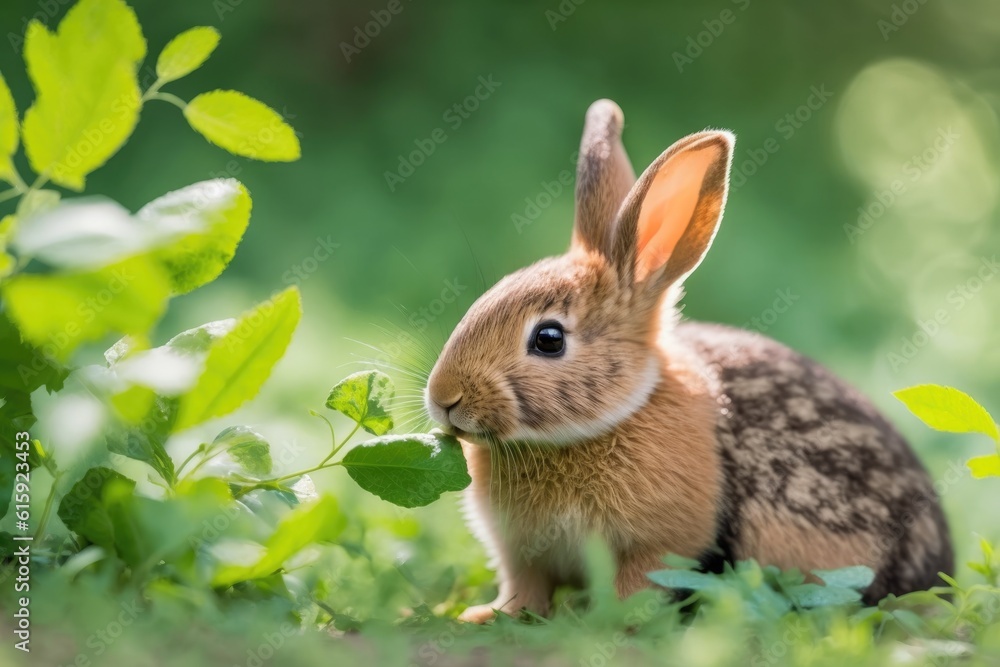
[98,321,230,424]
[56,467,135,551]
[162,319,236,356]
[662,553,703,570]
[0,309,68,399]
[0,214,16,280]
[212,426,272,477]
[1,256,172,361]
[967,454,1000,479]
[212,495,344,587]
[137,179,252,294]
[106,477,232,567]
[155,26,220,83]
[108,385,156,423]
[13,181,246,277]
[0,312,68,519]
[12,199,136,267]
[894,385,999,442]
[21,0,145,190]
[785,582,862,608]
[105,346,202,397]
[326,370,395,436]
[0,531,16,559]
[184,90,300,162]
[0,71,18,184]
[107,427,175,483]
[646,568,722,591]
[106,398,178,484]
[174,287,301,431]
[341,432,471,508]
[812,565,875,591]
[888,609,927,635]
[0,452,14,527]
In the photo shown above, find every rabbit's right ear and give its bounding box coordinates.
[571,99,636,256]
[610,130,733,291]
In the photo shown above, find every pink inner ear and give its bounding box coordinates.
[635,146,717,281]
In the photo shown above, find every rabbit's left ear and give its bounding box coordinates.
[611,130,734,289]
[571,99,636,256]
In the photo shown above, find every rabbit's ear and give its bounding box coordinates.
[571,99,636,256]
[611,130,733,289]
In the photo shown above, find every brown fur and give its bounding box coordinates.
[458,347,720,619]
[425,100,952,622]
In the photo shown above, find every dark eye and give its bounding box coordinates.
[530,321,565,357]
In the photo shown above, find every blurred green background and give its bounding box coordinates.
[2,0,998,600]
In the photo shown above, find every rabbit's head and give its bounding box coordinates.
[426,100,734,445]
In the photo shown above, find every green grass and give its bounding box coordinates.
[4,479,1000,667]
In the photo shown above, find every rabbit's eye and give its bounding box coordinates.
[530,321,565,357]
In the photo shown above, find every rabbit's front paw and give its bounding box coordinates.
[457,604,502,624]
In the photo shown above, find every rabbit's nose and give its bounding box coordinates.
[435,395,462,411]
[425,371,463,424]
[429,392,462,418]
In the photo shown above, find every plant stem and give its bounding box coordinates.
[183,447,225,480]
[13,171,53,218]
[6,166,29,194]
[175,445,206,478]
[0,188,21,204]
[272,460,344,484]
[232,461,344,499]
[34,471,63,541]
[140,79,164,103]
[0,166,30,206]
[231,417,367,499]
[146,92,187,111]
[310,411,336,461]
[321,421,360,466]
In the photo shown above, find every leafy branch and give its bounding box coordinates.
[895,384,1000,479]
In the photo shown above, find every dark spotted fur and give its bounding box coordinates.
[678,322,953,603]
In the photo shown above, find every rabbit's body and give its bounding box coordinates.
[458,321,951,620]
[425,100,952,622]
[678,322,951,603]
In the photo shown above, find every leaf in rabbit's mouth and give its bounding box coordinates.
[444,425,495,447]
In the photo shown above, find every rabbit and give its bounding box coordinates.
[424,99,953,623]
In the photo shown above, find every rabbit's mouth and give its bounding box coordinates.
[438,421,502,448]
